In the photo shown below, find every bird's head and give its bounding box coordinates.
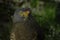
[12,8,31,23]
[18,8,31,20]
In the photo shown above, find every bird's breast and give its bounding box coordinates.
[10,22,37,40]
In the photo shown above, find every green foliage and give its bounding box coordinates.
[30,0,39,8]
[30,1,60,40]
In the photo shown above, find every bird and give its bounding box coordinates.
[10,8,44,40]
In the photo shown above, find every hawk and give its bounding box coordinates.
[10,8,44,40]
